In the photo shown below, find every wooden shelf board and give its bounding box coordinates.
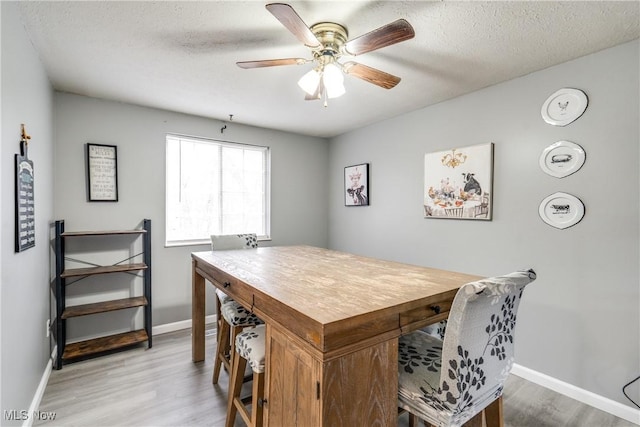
[61,263,147,278]
[62,296,148,319]
[62,330,148,360]
[62,229,146,237]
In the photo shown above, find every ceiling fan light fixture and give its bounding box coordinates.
[239,4,415,104]
[298,69,321,95]
[323,63,345,99]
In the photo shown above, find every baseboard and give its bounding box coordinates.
[151,314,216,335]
[511,364,640,425]
[22,346,57,427]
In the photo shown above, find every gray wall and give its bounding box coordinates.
[328,40,639,408]
[53,93,329,332]
[2,1,637,417]
[1,2,55,424]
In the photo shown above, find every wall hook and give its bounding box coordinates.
[221,114,233,133]
[21,124,31,145]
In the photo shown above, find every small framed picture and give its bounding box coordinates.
[344,163,369,206]
[86,143,118,202]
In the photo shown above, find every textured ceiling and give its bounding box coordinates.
[17,1,640,138]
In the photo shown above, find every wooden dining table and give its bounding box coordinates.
[191,245,482,426]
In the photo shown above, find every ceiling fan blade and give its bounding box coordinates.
[266,3,322,49]
[344,19,415,56]
[343,62,401,89]
[237,58,308,69]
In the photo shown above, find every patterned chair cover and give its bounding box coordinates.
[398,269,536,427]
[211,233,258,251]
[235,325,266,374]
[221,300,264,327]
[422,320,447,340]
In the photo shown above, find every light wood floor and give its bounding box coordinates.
[35,328,635,427]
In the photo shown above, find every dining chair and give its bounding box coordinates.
[215,300,264,385]
[398,269,536,427]
[422,320,447,340]
[444,206,464,217]
[474,193,490,218]
[211,234,264,385]
[226,324,266,427]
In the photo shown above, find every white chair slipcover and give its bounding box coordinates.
[398,269,536,427]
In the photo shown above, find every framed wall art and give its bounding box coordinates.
[344,163,369,206]
[424,143,494,220]
[86,143,118,202]
[15,125,35,252]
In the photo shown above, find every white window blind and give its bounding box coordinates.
[165,134,270,246]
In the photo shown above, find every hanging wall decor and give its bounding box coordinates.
[344,163,369,206]
[539,192,585,229]
[424,143,494,220]
[86,143,118,201]
[539,140,586,178]
[541,88,588,126]
[15,124,35,252]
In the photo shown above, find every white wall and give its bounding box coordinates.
[328,40,639,409]
[53,93,329,332]
[1,2,55,424]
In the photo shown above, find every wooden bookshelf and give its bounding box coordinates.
[53,219,152,369]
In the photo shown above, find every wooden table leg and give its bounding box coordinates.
[192,260,205,362]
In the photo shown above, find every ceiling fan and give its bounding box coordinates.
[237,3,415,105]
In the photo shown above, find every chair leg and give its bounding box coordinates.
[251,371,265,427]
[213,316,231,384]
[215,296,222,330]
[225,352,248,427]
[228,325,246,378]
[408,413,422,427]
[484,396,504,427]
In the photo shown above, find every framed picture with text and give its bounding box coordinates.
[15,135,35,252]
[86,143,118,202]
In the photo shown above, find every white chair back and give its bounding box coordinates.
[211,234,258,250]
[398,269,536,426]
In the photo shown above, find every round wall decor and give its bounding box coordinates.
[539,192,585,229]
[541,88,588,126]
[539,140,586,178]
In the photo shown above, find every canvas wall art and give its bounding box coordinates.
[424,143,493,220]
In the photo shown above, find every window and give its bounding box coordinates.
[165,134,270,246]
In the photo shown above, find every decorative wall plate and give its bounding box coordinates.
[539,140,586,178]
[541,88,588,126]
[539,192,585,229]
